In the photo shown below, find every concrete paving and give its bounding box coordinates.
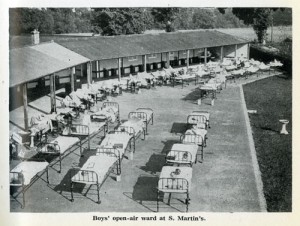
[9,70,280,212]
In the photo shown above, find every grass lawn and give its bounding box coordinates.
[243,75,292,212]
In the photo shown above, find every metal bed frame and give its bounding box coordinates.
[70,147,121,204]
[172,74,199,88]
[166,150,195,167]
[157,177,190,212]
[117,125,145,153]
[65,123,107,153]
[102,101,120,123]
[37,138,82,173]
[191,110,211,128]
[180,134,205,162]
[10,161,49,208]
[128,107,154,134]
[187,114,208,130]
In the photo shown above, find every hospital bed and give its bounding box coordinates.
[37,136,82,173]
[157,166,192,212]
[70,147,121,204]
[128,108,154,134]
[10,160,49,208]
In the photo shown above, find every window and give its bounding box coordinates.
[148,54,157,59]
[128,56,138,61]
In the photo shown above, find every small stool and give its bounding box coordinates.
[279,119,289,135]
[30,134,35,148]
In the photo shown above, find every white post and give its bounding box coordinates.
[235,44,238,58]
[204,48,207,65]
[96,61,100,78]
[23,83,29,130]
[118,58,122,81]
[70,67,75,92]
[220,46,224,62]
[186,50,190,68]
[166,52,170,68]
[143,55,147,72]
[87,62,91,88]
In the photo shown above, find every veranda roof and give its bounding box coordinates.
[58,30,249,60]
[10,42,90,87]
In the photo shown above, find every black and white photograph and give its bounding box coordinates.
[1,1,298,225]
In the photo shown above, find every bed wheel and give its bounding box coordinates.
[97,201,101,204]
[185,198,190,204]
[71,199,74,202]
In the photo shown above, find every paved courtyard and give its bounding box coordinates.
[9,71,279,212]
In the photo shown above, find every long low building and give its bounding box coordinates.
[57,30,249,81]
[9,29,250,129]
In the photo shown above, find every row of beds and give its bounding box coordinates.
[157,111,210,212]
[10,102,154,208]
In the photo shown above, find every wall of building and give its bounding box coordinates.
[236,44,249,58]
[223,45,236,58]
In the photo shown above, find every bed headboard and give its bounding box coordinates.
[180,134,204,145]
[103,102,119,111]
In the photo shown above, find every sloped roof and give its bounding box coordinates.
[58,30,249,60]
[10,42,90,87]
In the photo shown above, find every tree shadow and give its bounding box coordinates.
[160,140,179,155]
[170,122,188,134]
[181,89,200,102]
[123,174,158,212]
[139,153,166,175]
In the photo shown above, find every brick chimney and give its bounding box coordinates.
[31,29,40,45]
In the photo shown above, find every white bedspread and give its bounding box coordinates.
[185,127,207,137]
[40,136,80,154]
[100,133,131,155]
[71,155,117,184]
[120,118,144,136]
[158,166,192,192]
[10,161,49,185]
[167,144,198,164]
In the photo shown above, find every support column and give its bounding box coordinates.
[247,43,250,60]
[143,55,147,72]
[23,83,29,130]
[96,61,100,78]
[186,50,190,68]
[166,52,170,68]
[87,61,91,88]
[81,64,83,77]
[235,44,238,58]
[220,46,224,62]
[118,58,122,81]
[204,48,207,65]
[70,67,75,92]
[50,74,56,113]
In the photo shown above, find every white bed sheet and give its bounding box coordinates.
[100,133,131,155]
[158,166,192,192]
[40,136,80,154]
[71,155,117,184]
[167,144,198,164]
[10,161,49,185]
[120,118,144,136]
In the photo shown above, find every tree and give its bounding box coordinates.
[192,8,216,29]
[226,8,271,43]
[92,8,146,36]
[151,8,179,32]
